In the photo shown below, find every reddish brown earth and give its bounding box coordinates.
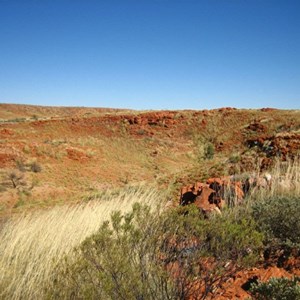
[213,263,300,299]
[167,249,300,299]
[1,104,299,214]
[0,104,299,298]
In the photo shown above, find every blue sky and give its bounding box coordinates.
[0,0,299,110]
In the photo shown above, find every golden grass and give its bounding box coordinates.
[0,157,299,299]
[271,158,300,195]
[0,186,163,300]
[250,158,300,202]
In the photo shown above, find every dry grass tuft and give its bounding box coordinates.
[0,186,163,300]
[250,158,300,203]
[271,158,300,195]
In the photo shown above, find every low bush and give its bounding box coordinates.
[48,203,176,300]
[250,276,300,300]
[30,161,42,173]
[8,171,26,189]
[204,143,215,160]
[48,204,263,299]
[228,153,240,164]
[252,195,300,249]
[16,159,26,172]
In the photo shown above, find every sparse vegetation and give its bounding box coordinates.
[9,117,27,123]
[0,105,299,299]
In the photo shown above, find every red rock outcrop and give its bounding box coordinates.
[246,132,300,161]
[179,176,246,213]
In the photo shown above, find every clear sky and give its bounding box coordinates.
[0,0,299,110]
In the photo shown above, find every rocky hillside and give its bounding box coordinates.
[0,104,299,214]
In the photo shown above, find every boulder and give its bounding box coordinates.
[179,176,249,211]
[194,186,218,213]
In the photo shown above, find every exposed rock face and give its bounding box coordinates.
[66,147,89,161]
[247,121,267,133]
[124,112,177,127]
[195,186,217,211]
[179,174,271,214]
[246,132,300,160]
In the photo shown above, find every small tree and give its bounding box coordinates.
[8,171,26,189]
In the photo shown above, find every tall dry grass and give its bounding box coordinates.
[225,158,300,219]
[0,159,299,299]
[248,158,300,203]
[270,158,300,195]
[0,186,163,300]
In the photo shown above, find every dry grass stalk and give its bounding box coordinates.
[0,186,162,300]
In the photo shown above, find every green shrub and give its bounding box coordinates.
[137,129,146,135]
[16,160,26,172]
[23,145,31,154]
[228,153,240,164]
[204,143,215,160]
[252,196,300,249]
[207,214,263,266]
[48,203,178,299]
[193,135,215,162]
[8,171,26,189]
[250,277,300,300]
[159,206,263,298]
[30,161,42,173]
[48,204,263,299]
[9,117,26,123]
